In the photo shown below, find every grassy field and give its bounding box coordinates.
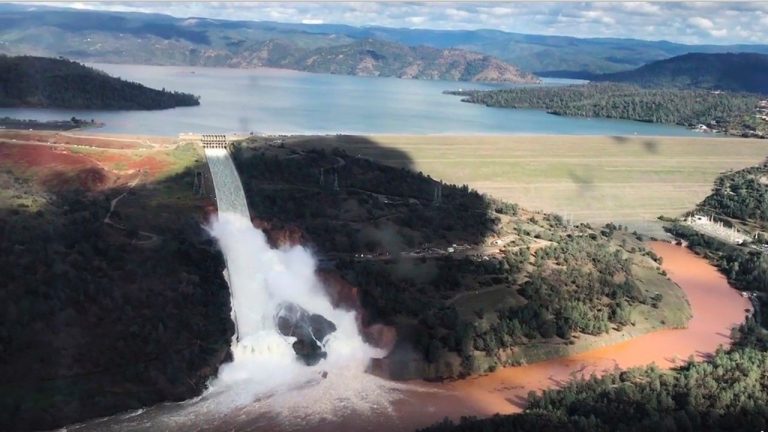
[282,135,768,237]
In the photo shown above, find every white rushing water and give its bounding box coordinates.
[197,149,398,427]
[203,149,250,218]
[63,149,418,432]
[203,146,384,379]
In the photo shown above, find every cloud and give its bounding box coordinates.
[688,17,714,30]
[23,1,768,45]
[620,2,661,16]
[444,8,471,20]
[710,29,728,38]
[406,16,427,25]
[581,10,616,26]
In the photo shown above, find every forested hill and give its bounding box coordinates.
[286,39,539,83]
[698,160,768,225]
[0,55,200,109]
[447,83,762,132]
[420,158,768,432]
[593,53,768,94]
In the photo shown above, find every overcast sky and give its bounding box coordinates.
[30,2,768,45]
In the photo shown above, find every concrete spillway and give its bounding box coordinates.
[204,148,251,343]
[62,146,401,432]
[204,148,250,219]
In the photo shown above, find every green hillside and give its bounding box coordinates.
[594,53,768,94]
[0,55,200,109]
[448,84,762,131]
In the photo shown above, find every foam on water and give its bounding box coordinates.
[62,149,429,432]
[196,149,399,425]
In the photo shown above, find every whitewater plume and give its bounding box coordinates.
[200,148,397,422]
[204,148,378,364]
[61,149,441,432]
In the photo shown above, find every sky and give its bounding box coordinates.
[28,1,768,45]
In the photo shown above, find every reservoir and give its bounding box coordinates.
[0,64,702,137]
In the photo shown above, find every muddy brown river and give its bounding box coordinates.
[218,242,752,432]
[68,242,751,432]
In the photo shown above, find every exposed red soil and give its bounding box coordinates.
[0,141,92,169]
[84,152,134,167]
[53,134,149,150]
[126,156,171,178]
[252,218,306,248]
[0,141,152,191]
[318,270,398,354]
[246,217,399,354]
[0,130,171,150]
[0,127,186,193]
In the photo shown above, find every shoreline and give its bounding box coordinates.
[408,241,750,426]
[61,241,751,432]
[5,130,767,238]
[3,128,759,140]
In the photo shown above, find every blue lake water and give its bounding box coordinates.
[0,63,702,136]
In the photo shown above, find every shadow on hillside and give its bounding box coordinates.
[0,132,507,429]
[236,135,510,378]
[567,135,662,195]
[0,163,233,431]
[241,135,501,254]
[610,134,659,153]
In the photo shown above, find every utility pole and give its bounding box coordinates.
[193,171,204,197]
[333,171,339,191]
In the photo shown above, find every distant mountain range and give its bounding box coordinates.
[2,3,768,79]
[593,53,768,94]
[280,39,539,82]
[182,37,539,83]
[0,55,199,109]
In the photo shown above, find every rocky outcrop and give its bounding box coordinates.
[274,302,337,366]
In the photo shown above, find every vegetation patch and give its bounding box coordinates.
[0,136,231,431]
[234,141,690,379]
[0,55,199,109]
[447,83,766,137]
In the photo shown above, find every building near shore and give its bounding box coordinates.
[685,214,750,244]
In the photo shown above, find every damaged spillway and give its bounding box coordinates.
[63,148,405,431]
[203,147,352,367]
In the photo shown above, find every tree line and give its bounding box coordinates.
[0,55,200,110]
[0,168,232,431]
[698,160,768,225]
[421,320,768,432]
[234,146,668,377]
[447,83,760,130]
